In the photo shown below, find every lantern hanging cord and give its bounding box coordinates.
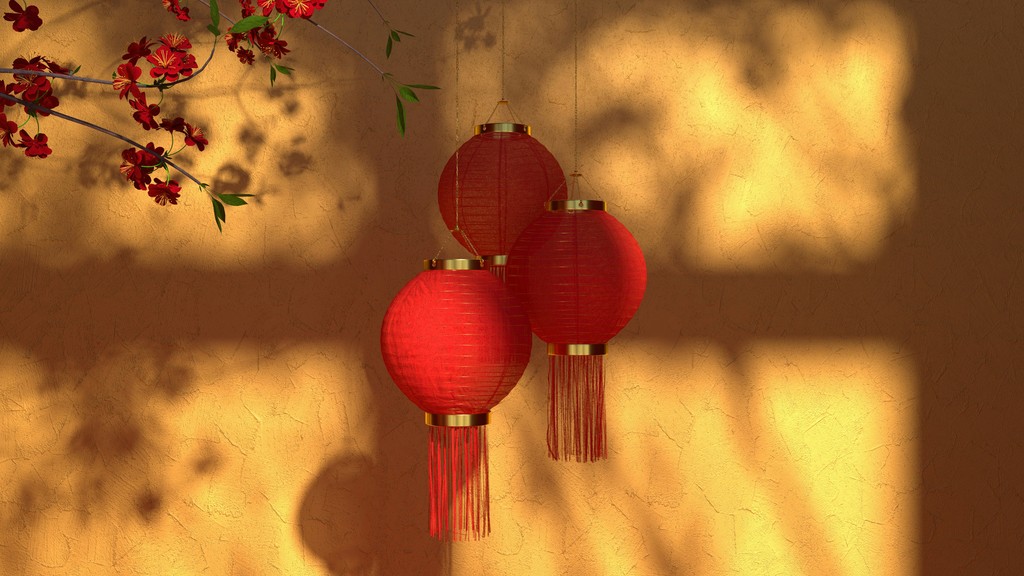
[452,0,461,250]
[501,0,506,100]
[573,0,580,174]
[443,0,482,261]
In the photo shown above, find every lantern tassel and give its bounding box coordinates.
[428,425,490,540]
[548,354,606,462]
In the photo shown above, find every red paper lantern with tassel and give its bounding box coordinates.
[380,259,531,540]
[505,199,647,462]
[438,122,567,279]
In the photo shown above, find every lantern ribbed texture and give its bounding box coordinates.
[506,204,647,462]
[381,266,531,540]
[437,127,567,277]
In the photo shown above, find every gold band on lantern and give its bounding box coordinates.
[475,122,531,136]
[425,412,491,427]
[482,255,508,266]
[547,199,606,212]
[423,258,483,271]
[548,343,608,356]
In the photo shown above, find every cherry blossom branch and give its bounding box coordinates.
[0,90,211,195]
[0,40,218,90]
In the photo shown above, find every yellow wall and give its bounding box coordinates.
[1,0,1021,574]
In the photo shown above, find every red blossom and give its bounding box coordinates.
[183,122,207,151]
[159,116,186,134]
[147,178,181,206]
[4,0,41,32]
[119,143,166,189]
[120,147,155,190]
[122,37,153,64]
[45,59,70,75]
[255,0,279,17]
[255,27,290,59]
[0,80,15,108]
[146,45,183,81]
[236,48,255,65]
[145,44,196,83]
[281,0,326,19]
[237,0,256,17]
[130,93,161,130]
[0,111,18,147]
[161,0,190,22]
[8,57,61,116]
[18,129,50,157]
[27,92,58,116]
[159,32,192,52]
[113,62,143,100]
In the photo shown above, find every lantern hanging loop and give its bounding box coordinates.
[567,171,604,202]
[484,99,524,125]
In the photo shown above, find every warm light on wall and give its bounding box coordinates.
[471,339,919,575]
[548,0,916,273]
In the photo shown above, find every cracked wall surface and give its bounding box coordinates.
[2,0,1022,574]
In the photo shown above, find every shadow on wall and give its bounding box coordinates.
[299,455,389,575]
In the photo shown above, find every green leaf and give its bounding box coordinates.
[395,30,414,37]
[70,65,81,75]
[207,23,221,36]
[210,0,221,30]
[230,15,269,34]
[404,83,440,90]
[217,193,249,206]
[390,30,400,41]
[270,65,277,86]
[395,95,406,136]
[398,85,419,102]
[212,198,226,232]
[273,64,293,75]
[386,36,393,58]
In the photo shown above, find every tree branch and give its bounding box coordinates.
[0,91,210,194]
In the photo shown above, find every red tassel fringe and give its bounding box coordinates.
[428,425,490,541]
[548,354,602,461]
[548,354,607,462]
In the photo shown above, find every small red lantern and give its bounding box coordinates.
[505,199,647,462]
[380,259,531,540]
[437,122,567,279]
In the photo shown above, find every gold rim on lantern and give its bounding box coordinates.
[423,258,483,271]
[482,255,508,266]
[475,122,531,135]
[547,199,606,212]
[548,343,608,356]
[425,412,491,427]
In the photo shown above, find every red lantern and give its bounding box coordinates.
[505,200,647,462]
[437,122,567,279]
[380,259,531,540]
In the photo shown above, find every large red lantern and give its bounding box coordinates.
[380,259,532,540]
[437,122,567,278]
[505,200,647,462]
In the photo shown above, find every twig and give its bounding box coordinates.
[306,18,385,76]
[366,0,388,23]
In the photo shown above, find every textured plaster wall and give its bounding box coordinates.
[0,0,1020,575]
